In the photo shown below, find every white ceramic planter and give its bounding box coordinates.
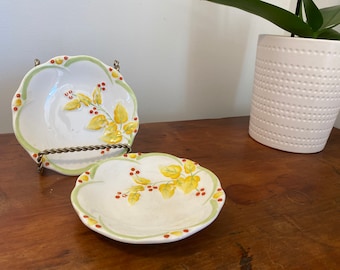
[249,35,340,153]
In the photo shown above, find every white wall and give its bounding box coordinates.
[1,0,338,133]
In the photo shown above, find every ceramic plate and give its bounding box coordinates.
[71,153,226,244]
[12,55,138,175]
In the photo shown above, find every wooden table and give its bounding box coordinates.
[1,117,340,269]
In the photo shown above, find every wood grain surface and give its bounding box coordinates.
[1,117,340,269]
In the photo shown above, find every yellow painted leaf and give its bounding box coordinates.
[129,185,145,193]
[123,122,138,135]
[104,121,118,132]
[87,114,108,130]
[87,217,97,226]
[78,174,89,182]
[64,98,81,110]
[76,93,92,106]
[101,129,123,144]
[92,85,102,105]
[184,160,197,174]
[176,175,200,194]
[159,183,176,199]
[213,191,223,199]
[114,103,128,124]
[133,176,151,185]
[55,58,63,65]
[160,165,182,179]
[170,231,183,236]
[128,192,141,205]
[111,70,120,78]
[14,98,22,107]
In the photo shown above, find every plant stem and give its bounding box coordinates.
[291,0,303,36]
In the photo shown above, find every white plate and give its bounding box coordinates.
[12,55,138,175]
[71,153,226,244]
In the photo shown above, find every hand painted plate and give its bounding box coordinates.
[71,153,226,244]
[12,55,138,175]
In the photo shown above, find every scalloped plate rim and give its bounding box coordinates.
[70,152,226,244]
[11,55,139,175]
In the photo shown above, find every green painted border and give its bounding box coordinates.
[70,153,225,242]
[64,55,113,84]
[13,55,138,175]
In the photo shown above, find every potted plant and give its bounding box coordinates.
[206,0,340,153]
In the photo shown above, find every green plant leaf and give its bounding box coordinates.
[320,5,340,29]
[206,0,314,37]
[316,28,340,40]
[303,0,323,31]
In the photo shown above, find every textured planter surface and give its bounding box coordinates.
[249,35,340,153]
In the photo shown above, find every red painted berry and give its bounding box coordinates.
[16,93,21,98]
[13,107,18,111]
[64,56,68,60]
[50,59,55,64]
[164,234,170,238]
